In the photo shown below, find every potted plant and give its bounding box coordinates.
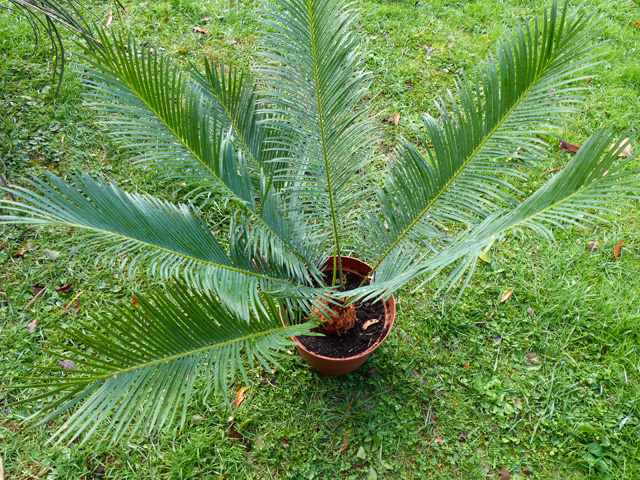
[1,0,638,444]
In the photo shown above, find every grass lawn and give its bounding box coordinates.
[1,0,640,478]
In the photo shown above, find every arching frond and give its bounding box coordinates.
[79,32,321,282]
[360,131,640,300]
[363,1,604,279]
[12,287,312,445]
[258,0,378,284]
[0,172,318,319]
[190,63,286,181]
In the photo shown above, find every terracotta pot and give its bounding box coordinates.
[291,256,395,376]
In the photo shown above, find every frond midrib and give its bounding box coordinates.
[38,218,300,286]
[91,50,314,272]
[71,324,303,383]
[305,0,343,283]
[366,45,561,279]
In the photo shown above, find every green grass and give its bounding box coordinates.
[1,0,640,478]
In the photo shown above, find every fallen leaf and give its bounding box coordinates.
[523,469,533,477]
[56,284,74,293]
[434,437,443,444]
[634,21,640,26]
[588,241,599,251]
[619,416,631,430]
[190,415,206,425]
[499,289,513,303]
[105,9,113,27]
[23,286,47,311]
[201,17,211,22]
[498,467,511,480]
[559,139,580,153]
[59,359,76,370]
[27,318,38,333]
[13,248,26,258]
[610,139,632,157]
[163,9,168,22]
[492,333,502,344]
[32,285,46,295]
[362,319,379,331]
[234,386,249,409]
[339,436,350,452]
[426,407,437,424]
[69,299,81,314]
[193,27,208,34]
[459,431,468,442]
[43,249,60,260]
[463,362,470,369]
[367,466,378,480]
[281,439,290,448]
[524,352,541,366]
[614,240,624,261]
[229,427,243,441]
[132,295,141,306]
[393,113,400,126]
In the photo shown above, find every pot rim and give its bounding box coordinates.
[291,255,396,362]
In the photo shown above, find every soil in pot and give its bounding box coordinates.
[295,272,388,359]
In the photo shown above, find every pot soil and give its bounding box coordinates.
[291,256,395,375]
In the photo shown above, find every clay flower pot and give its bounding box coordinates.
[291,256,395,375]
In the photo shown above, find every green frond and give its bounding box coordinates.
[360,131,640,301]
[258,0,378,283]
[190,62,286,180]
[0,172,319,319]
[364,0,604,280]
[6,0,106,90]
[11,287,312,445]
[78,31,322,283]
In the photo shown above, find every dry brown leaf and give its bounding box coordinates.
[499,289,513,303]
[56,283,74,293]
[362,319,379,331]
[69,299,81,314]
[338,436,350,452]
[559,139,580,153]
[194,27,208,34]
[588,241,599,251]
[610,139,632,157]
[201,17,211,22]
[524,352,541,366]
[59,359,76,370]
[163,9,168,22]
[426,407,437,424]
[23,286,47,311]
[13,248,26,258]
[434,437,443,444]
[463,362,470,369]
[132,295,141,307]
[393,113,400,126]
[27,318,38,334]
[498,467,511,480]
[634,21,640,26]
[281,439,290,448]
[234,386,249,409]
[105,9,113,27]
[614,240,624,261]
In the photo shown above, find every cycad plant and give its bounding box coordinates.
[2,0,639,444]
